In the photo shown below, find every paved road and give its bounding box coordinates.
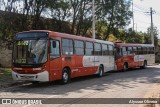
[0,65,160,107]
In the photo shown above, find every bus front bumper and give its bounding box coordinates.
[12,71,49,82]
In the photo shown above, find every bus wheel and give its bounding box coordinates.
[123,63,128,71]
[97,65,104,77]
[141,61,147,69]
[31,81,39,84]
[61,68,70,84]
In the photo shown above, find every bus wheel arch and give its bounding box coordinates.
[97,64,104,77]
[123,62,128,71]
[61,67,71,84]
[141,60,147,69]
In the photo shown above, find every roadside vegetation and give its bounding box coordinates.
[0,68,13,87]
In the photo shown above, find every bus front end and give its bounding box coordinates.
[12,31,49,82]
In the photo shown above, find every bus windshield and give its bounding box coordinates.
[13,32,48,65]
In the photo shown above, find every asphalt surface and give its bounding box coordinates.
[0,65,160,107]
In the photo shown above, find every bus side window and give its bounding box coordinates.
[75,40,84,55]
[111,45,114,55]
[85,42,93,56]
[62,38,74,55]
[138,47,142,55]
[144,47,147,54]
[147,47,149,54]
[116,47,122,58]
[142,47,145,54]
[102,44,108,56]
[149,47,153,54]
[141,47,143,55]
[108,45,114,56]
[133,47,136,55]
[149,47,151,54]
[145,47,148,54]
[152,47,155,54]
[50,40,60,60]
[94,43,102,56]
[122,47,127,56]
[137,47,142,55]
[128,47,133,55]
[119,48,122,56]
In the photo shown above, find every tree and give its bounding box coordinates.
[48,0,71,33]
[0,0,134,47]
[69,0,92,36]
[144,26,159,46]
[95,0,132,40]
[0,0,21,46]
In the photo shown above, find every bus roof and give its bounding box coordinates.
[95,39,114,45]
[17,30,114,45]
[17,30,52,34]
[52,31,113,45]
[115,43,154,47]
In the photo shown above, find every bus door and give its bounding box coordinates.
[115,47,123,70]
[127,47,135,67]
[137,47,143,66]
[133,47,139,67]
[108,45,115,70]
[49,39,62,80]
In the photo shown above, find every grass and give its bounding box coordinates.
[0,68,13,86]
[0,68,27,88]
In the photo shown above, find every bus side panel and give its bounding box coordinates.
[133,55,141,67]
[49,57,62,81]
[150,54,155,64]
[96,56,110,72]
[61,55,76,78]
[115,58,123,71]
[94,56,109,73]
[145,54,155,65]
[124,55,131,68]
[82,56,96,75]
[73,56,87,77]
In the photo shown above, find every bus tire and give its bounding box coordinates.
[61,68,70,84]
[123,63,128,71]
[141,61,147,69]
[97,65,104,77]
[31,81,39,84]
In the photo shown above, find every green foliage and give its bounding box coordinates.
[144,26,159,46]
[109,28,144,43]
[123,30,144,43]
[0,0,152,46]
[0,68,12,79]
[96,0,132,40]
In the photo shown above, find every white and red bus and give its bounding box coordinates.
[12,30,115,84]
[115,43,155,71]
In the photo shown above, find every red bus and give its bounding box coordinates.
[115,43,155,71]
[12,30,115,84]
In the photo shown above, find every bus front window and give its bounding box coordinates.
[13,39,48,64]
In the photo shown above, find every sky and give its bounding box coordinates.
[129,0,160,38]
